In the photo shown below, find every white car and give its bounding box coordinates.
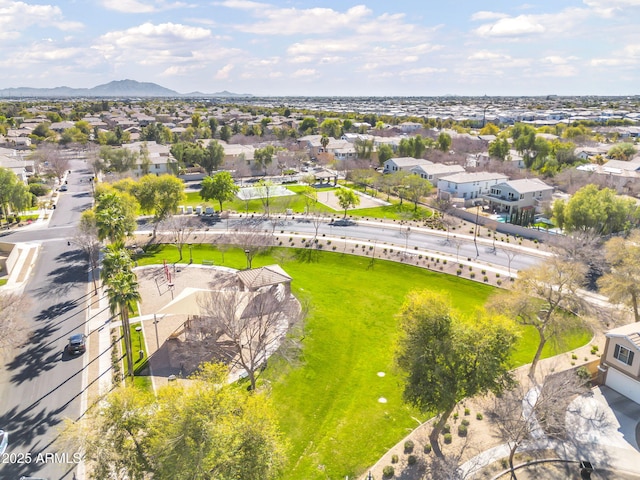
[0,429,7,455]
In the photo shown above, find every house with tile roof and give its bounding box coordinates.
[600,322,640,404]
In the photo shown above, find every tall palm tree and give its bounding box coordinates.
[102,243,140,378]
[105,270,141,378]
[320,135,329,153]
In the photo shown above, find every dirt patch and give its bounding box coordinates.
[316,187,390,211]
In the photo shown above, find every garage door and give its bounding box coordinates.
[605,367,640,404]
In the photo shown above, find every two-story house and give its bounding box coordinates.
[483,178,554,225]
[600,322,640,404]
[383,157,432,174]
[411,163,465,185]
[437,172,509,206]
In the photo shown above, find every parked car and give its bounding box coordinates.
[67,333,86,355]
[0,429,7,455]
[59,184,68,191]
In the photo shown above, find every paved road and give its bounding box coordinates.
[151,215,546,273]
[0,160,94,479]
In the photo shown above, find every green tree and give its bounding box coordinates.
[298,117,318,134]
[200,171,239,211]
[403,175,432,211]
[553,184,638,235]
[608,142,637,161]
[100,146,138,173]
[598,230,640,323]
[131,174,185,237]
[436,132,452,153]
[398,135,428,158]
[377,143,394,165]
[254,145,277,175]
[61,363,285,480]
[219,124,232,142]
[335,188,360,218]
[479,123,500,135]
[320,118,342,138]
[488,137,510,160]
[94,189,138,243]
[488,256,586,382]
[0,167,31,221]
[202,140,225,175]
[396,291,516,457]
[354,138,374,160]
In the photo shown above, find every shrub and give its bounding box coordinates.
[29,183,50,197]
[456,269,462,275]
[470,273,476,279]
[458,424,467,437]
[571,353,578,360]
[442,424,451,434]
[464,408,470,416]
[453,412,459,420]
[407,455,417,465]
[383,465,394,478]
[461,419,470,426]
[476,413,483,420]
[443,433,452,444]
[497,280,502,286]
[404,440,414,453]
[483,276,489,282]
[423,444,432,454]
[481,269,486,274]
[391,454,398,464]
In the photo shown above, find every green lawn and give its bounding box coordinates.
[134,245,591,479]
[121,323,152,391]
[183,185,433,221]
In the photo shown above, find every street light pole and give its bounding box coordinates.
[473,204,480,258]
[244,249,251,269]
[135,326,143,364]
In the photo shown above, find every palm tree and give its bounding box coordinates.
[102,243,140,378]
[105,270,141,378]
[320,135,329,153]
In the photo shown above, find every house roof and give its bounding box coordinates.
[500,178,553,194]
[236,265,291,290]
[439,172,509,184]
[606,322,640,352]
[412,163,465,175]
[386,157,432,168]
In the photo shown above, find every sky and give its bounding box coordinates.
[1,0,639,96]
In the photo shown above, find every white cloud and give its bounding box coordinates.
[474,15,545,37]
[398,67,446,77]
[584,0,640,17]
[100,0,193,14]
[292,68,317,78]
[0,1,83,37]
[468,50,511,61]
[230,4,372,36]
[215,63,234,79]
[470,11,509,21]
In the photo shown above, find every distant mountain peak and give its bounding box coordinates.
[0,79,251,98]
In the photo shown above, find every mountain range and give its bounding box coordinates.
[0,79,251,98]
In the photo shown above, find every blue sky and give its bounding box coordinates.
[1,0,639,96]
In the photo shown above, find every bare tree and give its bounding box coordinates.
[487,256,587,382]
[0,292,30,355]
[488,371,590,480]
[32,143,70,183]
[229,219,274,269]
[197,286,302,390]
[73,212,102,295]
[159,215,202,263]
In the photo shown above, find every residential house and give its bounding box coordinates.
[576,157,640,194]
[483,178,554,225]
[411,163,465,185]
[398,122,423,133]
[0,147,34,182]
[437,172,509,206]
[221,142,255,165]
[121,141,178,177]
[383,157,432,173]
[600,322,640,404]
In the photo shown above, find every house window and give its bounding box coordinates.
[614,344,635,366]
[520,194,524,199]
[155,164,160,169]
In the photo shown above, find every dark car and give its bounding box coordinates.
[67,333,86,355]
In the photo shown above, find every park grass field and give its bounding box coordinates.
[184,186,434,221]
[135,245,591,479]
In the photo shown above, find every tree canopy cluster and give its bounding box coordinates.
[62,363,285,480]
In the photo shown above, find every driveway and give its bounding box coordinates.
[565,386,640,475]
